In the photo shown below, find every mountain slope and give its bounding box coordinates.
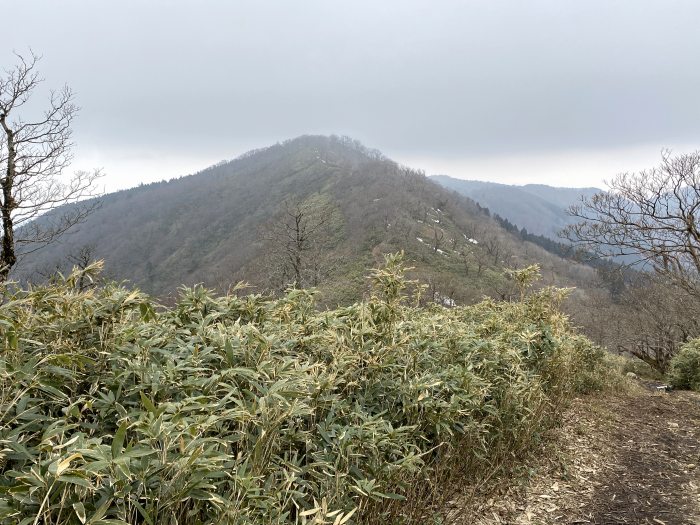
[16,136,597,304]
[431,175,601,239]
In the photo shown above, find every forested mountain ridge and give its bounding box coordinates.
[16,135,597,305]
[431,175,601,239]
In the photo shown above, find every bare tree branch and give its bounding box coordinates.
[259,194,343,290]
[0,52,102,280]
[563,150,700,296]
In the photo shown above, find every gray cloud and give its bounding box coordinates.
[4,0,700,188]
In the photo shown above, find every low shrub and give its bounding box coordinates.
[620,356,664,381]
[565,343,623,394]
[668,338,700,391]
[0,255,610,524]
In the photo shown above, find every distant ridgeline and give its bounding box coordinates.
[487,207,611,269]
[433,175,629,291]
[430,175,601,240]
[480,205,628,294]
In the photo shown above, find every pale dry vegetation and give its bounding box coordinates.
[0,255,616,524]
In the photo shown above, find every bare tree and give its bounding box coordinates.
[615,275,700,371]
[471,247,488,276]
[34,243,100,291]
[67,244,98,291]
[564,151,700,295]
[483,235,502,265]
[424,275,458,307]
[260,194,343,290]
[563,151,700,369]
[0,51,101,281]
[431,224,444,253]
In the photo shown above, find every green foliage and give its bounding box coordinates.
[0,255,609,524]
[668,339,700,391]
[620,356,665,381]
[505,264,542,300]
[567,347,631,394]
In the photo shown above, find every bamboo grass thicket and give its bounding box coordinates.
[0,254,613,524]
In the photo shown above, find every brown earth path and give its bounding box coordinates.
[453,383,700,525]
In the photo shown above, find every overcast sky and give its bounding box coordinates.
[4,1,700,191]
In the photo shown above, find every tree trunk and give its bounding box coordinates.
[0,119,16,281]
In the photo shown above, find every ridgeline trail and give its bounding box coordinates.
[457,383,700,525]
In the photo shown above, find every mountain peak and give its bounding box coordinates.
[17,136,595,308]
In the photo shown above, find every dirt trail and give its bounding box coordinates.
[574,384,700,524]
[459,384,700,525]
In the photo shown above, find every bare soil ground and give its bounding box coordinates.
[451,383,700,524]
